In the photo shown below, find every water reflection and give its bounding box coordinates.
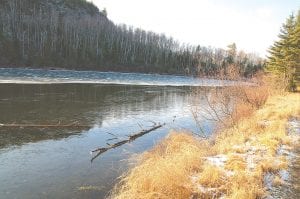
[0,84,192,149]
[0,83,214,199]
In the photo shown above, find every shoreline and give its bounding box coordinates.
[0,65,187,77]
[0,67,255,88]
[0,66,255,82]
[110,93,300,199]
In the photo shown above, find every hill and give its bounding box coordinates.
[0,0,262,75]
[0,0,103,16]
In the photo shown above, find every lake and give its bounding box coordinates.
[0,68,221,199]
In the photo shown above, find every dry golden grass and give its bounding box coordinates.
[225,171,265,199]
[272,175,284,186]
[197,164,225,187]
[259,156,288,173]
[225,154,246,171]
[110,132,212,199]
[110,92,300,199]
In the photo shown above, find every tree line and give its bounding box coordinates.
[267,10,300,91]
[0,0,264,76]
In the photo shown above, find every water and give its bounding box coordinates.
[0,68,234,86]
[0,68,217,199]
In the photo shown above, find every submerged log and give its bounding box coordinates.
[0,123,90,128]
[128,124,163,140]
[91,123,165,162]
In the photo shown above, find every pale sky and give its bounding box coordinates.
[90,0,299,56]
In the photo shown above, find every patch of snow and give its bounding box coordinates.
[224,170,235,177]
[196,185,218,193]
[246,154,256,171]
[206,154,227,167]
[264,172,274,191]
[278,170,289,181]
[288,119,300,134]
[277,145,291,156]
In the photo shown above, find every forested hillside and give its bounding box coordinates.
[0,0,263,75]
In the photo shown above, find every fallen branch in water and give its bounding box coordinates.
[90,123,165,162]
[0,122,90,128]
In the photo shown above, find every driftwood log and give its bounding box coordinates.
[0,123,90,128]
[91,123,165,162]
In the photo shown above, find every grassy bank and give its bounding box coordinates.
[110,92,300,199]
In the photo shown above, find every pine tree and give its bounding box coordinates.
[267,11,300,91]
[226,43,237,64]
[102,8,107,17]
[291,10,300,88]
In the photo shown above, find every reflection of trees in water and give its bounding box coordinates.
[0,128,86,149]
[0,84,193,148]
[104,86,191,120]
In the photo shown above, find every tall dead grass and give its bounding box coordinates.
[110,76,300,199]
[110,132,212,199]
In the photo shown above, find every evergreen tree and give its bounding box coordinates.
[226,43,237,64]
[102,8,107,17]
[292,10,300,87]
[267,11,300,91]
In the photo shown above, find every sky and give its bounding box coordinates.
[90,0,299,57]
